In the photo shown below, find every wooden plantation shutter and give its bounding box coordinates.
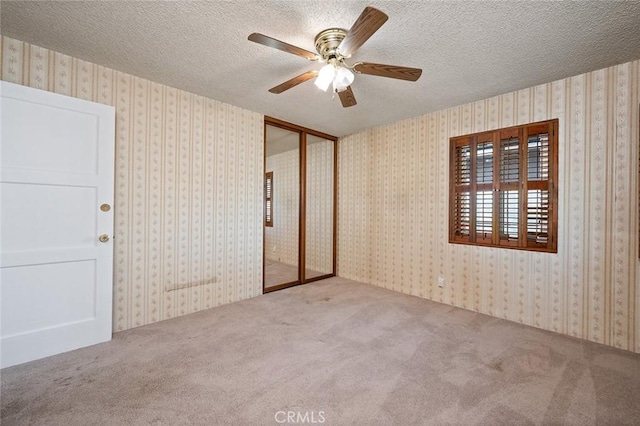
[449,119,558,252]
[476,133,494,244]
[524,122,556,249]
[498,128,519,247]
[450,137,472,242]
[265,171,273,227]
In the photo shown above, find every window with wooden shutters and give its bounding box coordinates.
[451,142,471,240]
[265,171,273,227]
[449,119,558,252]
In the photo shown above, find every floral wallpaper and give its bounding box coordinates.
[338,59,640,353]
[1,36,264,331]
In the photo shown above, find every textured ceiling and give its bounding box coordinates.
[2,1,640,137]
[266,125,332,157]
[266,125,299,157]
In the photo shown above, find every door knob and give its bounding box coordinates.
[98,234,110,243]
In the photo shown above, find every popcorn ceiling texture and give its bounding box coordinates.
[2,1,640,136]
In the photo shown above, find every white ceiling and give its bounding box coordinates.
[2,1,640,137]
[266,125,299,157]
[266,125,333,157]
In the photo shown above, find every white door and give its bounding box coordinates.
[1,81,115,368]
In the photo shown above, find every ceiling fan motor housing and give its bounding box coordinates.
[314,28,348,62]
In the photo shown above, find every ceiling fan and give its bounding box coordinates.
[248,6,422,108]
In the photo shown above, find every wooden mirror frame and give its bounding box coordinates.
[263,116,338,293]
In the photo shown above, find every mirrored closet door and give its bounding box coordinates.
[304,134,335,280]
[264,124,300,290]
[263,117,337,293]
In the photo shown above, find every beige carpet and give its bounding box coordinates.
[264,260,325,289]
[2,277,639,425]
[264,259,298,288]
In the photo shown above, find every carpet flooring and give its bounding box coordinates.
[1,277,639,425]
[264,259,298,288]
[264,260,324,289]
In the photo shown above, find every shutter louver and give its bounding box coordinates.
[500,137,519,183]
[499,136,520,244]
[265,172,273,227]
[455,145,471,185]
[526,129,551,248]
[499,190,519,243]
[527,189,549,245]
[476,141,493,242]
[527,132,549,181]
[476,141,493,184]
[451,143,471,242]
[476,190,493,242]
[454,192,471,237]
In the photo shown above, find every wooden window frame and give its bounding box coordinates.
[265,171,273,227]
[449,119,559,253]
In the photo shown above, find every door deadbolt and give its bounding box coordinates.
[100,203,111,212]
[98,234,110,243]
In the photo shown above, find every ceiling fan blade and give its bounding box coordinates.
[338,7,388,58]
[353,62,422,81]
[248,33,319,61]
[268,70,319,94]
[338,86,357,108]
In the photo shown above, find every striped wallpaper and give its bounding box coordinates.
[338,59,640,353]
[306,139,334,275]
[0,36,264,332]
[3,35,639,353]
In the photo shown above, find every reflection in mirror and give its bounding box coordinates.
[264,125,300,289]
[305,135,334,279]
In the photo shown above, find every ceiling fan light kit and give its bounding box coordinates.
[314,64,336,91]
[333,66,355,93]
[248,6,422,108]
